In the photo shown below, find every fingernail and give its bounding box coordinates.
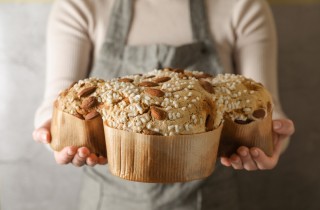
[67,148,76,156]
[41,132,48,143]
[251,149,259,157]
[273,121,282,130]
[240,150,247,157]
[79,150,87,158]
[88,158,96,164]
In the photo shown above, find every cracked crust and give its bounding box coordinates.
[56,69,273,136]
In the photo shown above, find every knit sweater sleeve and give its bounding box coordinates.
[232,0,285,119]
[34,0,94,128]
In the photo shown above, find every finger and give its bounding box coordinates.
[220,157,232,167]
[250,147,278,170]
[237,147,258,171]
[32,120,52,144]
[273,119,295,136]
[54,146,77,165]
[230,154,243,170]
[72,147,90,167]
[272,132,284,156]
[97,156,108,165]
[86,153,98,167]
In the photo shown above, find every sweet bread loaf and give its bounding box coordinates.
[51,78,107,157]
[51,68,274,182]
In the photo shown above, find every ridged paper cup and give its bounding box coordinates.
[218,110,273,157]
[103,125,223,183]
[50,105,107,157]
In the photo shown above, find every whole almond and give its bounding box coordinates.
[118,78,134,83]
[252,109,266,119]
[145,88,165,97]
[145,75,156,79]
[150,106,167,120]
[199,80,215,94]
[153,77,171,83]
[78,86,97,98]
[84,110,100,120]
[163,67,173,71]
[76,108,87,115]
[81,96,98,110]
[138,81,159,87]
[143,128,162,136]
[194,73,213,79]
[173,68,184,74]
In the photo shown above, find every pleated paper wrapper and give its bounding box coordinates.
[104,125,223,183]
[218,110,273,157]
[50,105,107,157]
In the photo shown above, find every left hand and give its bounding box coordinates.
[220,119,295,170]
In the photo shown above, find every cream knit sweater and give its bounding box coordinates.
[35,0,283,127]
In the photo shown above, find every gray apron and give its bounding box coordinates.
[78,0,239,209]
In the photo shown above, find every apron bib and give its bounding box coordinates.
[79,0,239,209]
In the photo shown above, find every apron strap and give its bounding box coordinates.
[105,0,133,45]
[190,0,211,42]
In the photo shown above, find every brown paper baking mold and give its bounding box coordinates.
[50,105,107,157]
[218,110,273,157]
[103,125,223,183]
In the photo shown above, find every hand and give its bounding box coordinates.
[32,120,107,167]
[220,119,295,170]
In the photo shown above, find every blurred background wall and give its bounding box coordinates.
[0,0,319,210]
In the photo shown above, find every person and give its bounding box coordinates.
[32,0,295,209]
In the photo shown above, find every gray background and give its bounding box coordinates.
[0,2,319,210]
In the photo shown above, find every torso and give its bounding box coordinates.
[89,0,237,73]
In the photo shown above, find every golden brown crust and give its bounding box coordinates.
[56,69,273,136]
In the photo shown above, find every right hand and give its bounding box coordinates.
[32,120,107,167]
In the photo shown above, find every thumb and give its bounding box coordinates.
[32,120,52,144]
[273,119,295,136]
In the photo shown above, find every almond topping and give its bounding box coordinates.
[143,128,162,135]
[194,73,213,79]
[252,109,266,119]
[199,80,215,94]
[138,81,159,87]
[84,110,100,120]
[145,75,156,79]
[150,106,167,120]
[163,67,173,71]
[81,96,98,110]
[78,86,97,98]
[145,88,165,97]
[118,78,134,83]
[153,77,171,83]
[173,68,184,73]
